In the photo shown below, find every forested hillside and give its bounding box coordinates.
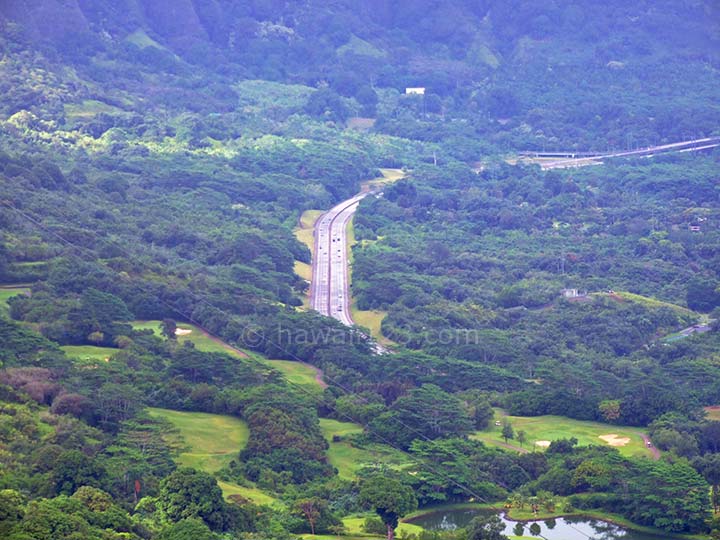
[1,1,719,539]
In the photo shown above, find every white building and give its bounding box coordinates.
[561,288,587,298]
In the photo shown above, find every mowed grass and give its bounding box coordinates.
[472,409,653,459]
[313,508,430,540]
[295,209,323,252]
[320,419,410,480]
[132,320,325,390]
[342,515,424,538]
[596,291,697,317]
[216,481,277,506]
[360,168,406,192]
[148,407,249,468]
[266,359,325,391]
[131,320,248,358]
[350,305,393,346]
[346,217,394,346]
[64,99,124,120]
[294,260,312,281]
[60,345,118,363]
[294,209,322,309]
[131,320,163,334]
[0,286,30,315]
[294,260,313,309]
[146,408,278,504]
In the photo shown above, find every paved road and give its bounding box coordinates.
[310,192,367,325]
[538,137,720,170]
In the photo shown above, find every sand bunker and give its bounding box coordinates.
[535,440,551,448]
[175,328,192,336]
[599,434,630,447]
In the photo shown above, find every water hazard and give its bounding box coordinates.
[406,507,667,540]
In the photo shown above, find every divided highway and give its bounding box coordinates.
[536,136,720,170]
[310,192,368,326]
[309,138,720,325]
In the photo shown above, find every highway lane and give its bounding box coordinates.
[310,192,367,325]
[539,136,720,170]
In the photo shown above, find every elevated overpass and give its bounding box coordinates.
[518,137,720,170]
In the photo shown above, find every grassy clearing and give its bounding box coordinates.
[295,209,323,252]
[472,409,652,459]
[60,345,118,363]
[294,260,313,310]
[350,305,392,345]
[300,209,324,229]
[300,536,370,540]
[294,209,322,308]
[346,218,395,347]
[131,320,163,335]
[598,290,696,316]
[346,216,357,265]
[131,320,248,358]
[147,407,249,466]
[266,359,324,391]
[294,260,312,281]
[132,320,325,390]
[346,117,376,130]
[0,286,30,315]
[217,481,277,506]
[125,29,167,50]
[319,419,411,480]
[147,408,278,504]
[234,80,315,113]
[360,168,406,192]
[379,168,406,181]
[342,515,423,538]
[64,99,124,121]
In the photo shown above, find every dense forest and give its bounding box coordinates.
[0,1,719,539]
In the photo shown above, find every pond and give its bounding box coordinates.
[406,508,668,540]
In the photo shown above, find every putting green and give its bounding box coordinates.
[472,410,652,458]
[60,345,119,363]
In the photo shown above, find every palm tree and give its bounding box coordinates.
[509,492,527,510]
[536,490,556,512]
[528,495,540,515]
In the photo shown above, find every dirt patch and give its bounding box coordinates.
[599,434,630,447]
[534,440,551,448]
[175,328,192,336]
[704,406,720,422]
[346,117,376,130]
